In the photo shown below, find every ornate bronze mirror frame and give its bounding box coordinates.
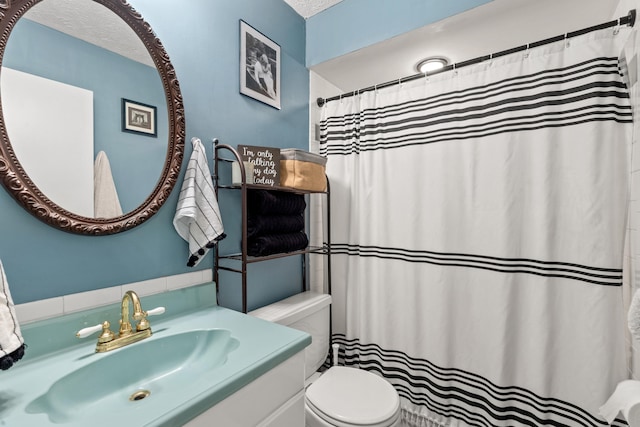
[0,0,184,235]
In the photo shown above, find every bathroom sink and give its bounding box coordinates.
[26,329,239,423]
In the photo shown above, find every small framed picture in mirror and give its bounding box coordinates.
[239,20,281,110]
[122,98,157,137]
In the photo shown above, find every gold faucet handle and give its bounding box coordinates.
[136,306,165,331]
[97,321,116,343]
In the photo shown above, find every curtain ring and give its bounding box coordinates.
[614,18,621,35]
[524,43,530,58]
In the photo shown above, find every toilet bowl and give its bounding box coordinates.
[305,366,401,427]
[250,292,401,427]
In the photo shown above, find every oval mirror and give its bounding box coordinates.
[0,0,184,235]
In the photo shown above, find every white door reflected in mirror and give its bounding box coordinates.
[1,67,95,217]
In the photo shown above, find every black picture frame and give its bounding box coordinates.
[121,98,157,137]
[239,20,281,110]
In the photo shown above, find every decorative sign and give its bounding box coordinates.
[238,145,280,186]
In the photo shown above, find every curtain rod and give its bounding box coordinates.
[316,9,636,107]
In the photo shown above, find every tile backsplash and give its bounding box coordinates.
[15,269,213,324]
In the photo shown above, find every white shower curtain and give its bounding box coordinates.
[320,28,633,427]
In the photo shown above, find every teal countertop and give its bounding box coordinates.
[0,283,311,426]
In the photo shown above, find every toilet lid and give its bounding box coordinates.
[306,367,400,426]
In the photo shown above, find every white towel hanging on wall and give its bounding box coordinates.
[0,260,25,370]
[173,137,225,267]
[94,150,123,218]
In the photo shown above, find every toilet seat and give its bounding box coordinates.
[306,367,400,426]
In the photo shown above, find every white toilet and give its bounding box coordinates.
[250,292,401,427]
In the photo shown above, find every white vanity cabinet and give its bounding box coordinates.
[184,350,305,427]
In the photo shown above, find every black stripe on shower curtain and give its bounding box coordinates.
[319,57,631,156]
[331,334,628,427]
[331,244,623,287]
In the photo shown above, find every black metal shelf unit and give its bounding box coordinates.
[213,141,331,313]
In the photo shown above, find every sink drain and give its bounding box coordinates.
[129,390,151,401]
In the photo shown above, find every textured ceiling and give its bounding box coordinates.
[283,0,344,18]
[21,0,153,67]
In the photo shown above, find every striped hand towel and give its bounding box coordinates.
[0,260,25,370]
[173,137,225,267]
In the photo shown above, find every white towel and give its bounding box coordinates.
[629,289,640,342]
[94,150,123,218]
[0,260,25,370]
[600,380,640,426]
[173,137,225,267]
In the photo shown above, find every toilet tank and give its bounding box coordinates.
[250,292,331,378]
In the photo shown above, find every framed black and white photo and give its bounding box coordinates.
[122,98,157,137]
[239,20,281,110]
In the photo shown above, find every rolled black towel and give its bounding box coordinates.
[248,190,306,215]
[247,214,305,239]
[248,232,309,257]
[0,343,25,371]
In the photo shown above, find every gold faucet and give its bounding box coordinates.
[119,290,147,336]
[76,291,165,353]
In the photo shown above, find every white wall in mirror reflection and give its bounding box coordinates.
[2,67,95,217]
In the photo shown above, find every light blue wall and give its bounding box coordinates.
[0,0,496,310]
[306,0,493,67]
[0,0,308,310]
